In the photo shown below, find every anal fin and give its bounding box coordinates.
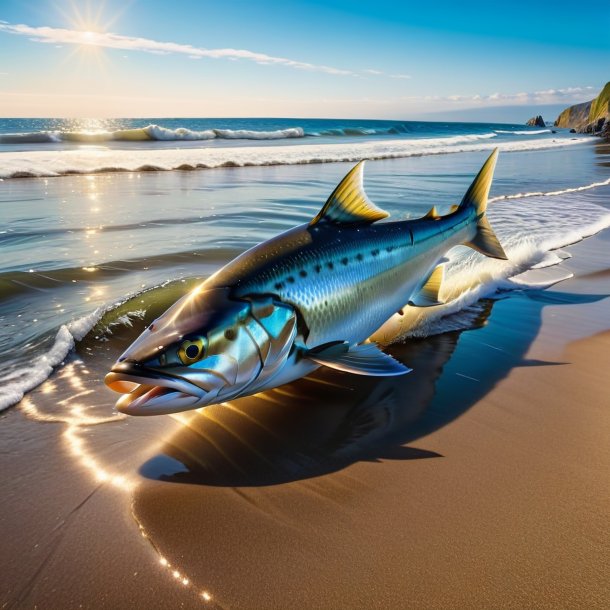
[306,342,411,376]
[409,264,445,307]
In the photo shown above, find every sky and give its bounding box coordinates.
[0,0,608,120]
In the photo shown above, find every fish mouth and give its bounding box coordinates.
[105,362,204,416]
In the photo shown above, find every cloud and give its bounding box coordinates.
[0,21,356,76]
[442,86,596,105]
[364,68,411,79]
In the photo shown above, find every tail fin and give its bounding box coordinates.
[460,148,508,260]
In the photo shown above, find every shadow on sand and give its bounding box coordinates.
[139,289,607,487]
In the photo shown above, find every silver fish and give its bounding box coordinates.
[105,149,507,415]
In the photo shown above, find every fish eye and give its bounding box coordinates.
[178,337,207,365]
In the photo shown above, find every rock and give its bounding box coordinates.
[554,81,610,135]
[555,100,591,128]
[526,115,545,127]
[569,128,576,133]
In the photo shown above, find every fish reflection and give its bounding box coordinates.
[140,312,486,486]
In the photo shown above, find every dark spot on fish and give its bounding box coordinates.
[326,262,334,270]
[299,270,307,277]
[371,249,379,256]
[315,264,322,273]
[224,328,237,341]
[287,276,295,284]
[386,246,394,252]
[341,257,348,266]
[149,323,155,331]
[356,253,364,261]
[274,282,284,290]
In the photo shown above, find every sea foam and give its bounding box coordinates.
[0,133,588,179]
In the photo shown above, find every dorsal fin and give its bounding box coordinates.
[310,161,389,226]
[423,206,441,219]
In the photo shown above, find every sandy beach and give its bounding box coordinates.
[1,202,608,609]
[1,2,609,606]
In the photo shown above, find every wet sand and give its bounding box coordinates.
[1,229,609,608]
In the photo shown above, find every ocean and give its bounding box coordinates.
[0,118,609,413]
[0,116,586,178]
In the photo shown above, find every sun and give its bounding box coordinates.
[54,0,126,74]
[56,0,125,33]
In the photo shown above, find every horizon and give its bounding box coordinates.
[0,0,608,122]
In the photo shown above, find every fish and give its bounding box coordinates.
[105,149,507,415]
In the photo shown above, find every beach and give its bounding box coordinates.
[1,131,609,608]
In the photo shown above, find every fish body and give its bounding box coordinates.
[105,150,507,415]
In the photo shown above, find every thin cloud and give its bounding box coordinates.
[364,68,411,79]
[443,86,595,105]
[0,21,357,76]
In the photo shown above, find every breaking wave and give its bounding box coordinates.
[0,132,589,179]
[0,124,306,144]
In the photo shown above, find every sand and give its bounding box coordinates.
[1,230,609,609]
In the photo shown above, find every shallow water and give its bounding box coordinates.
[0,142,609,411]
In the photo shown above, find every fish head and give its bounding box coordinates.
[104,286,297,415]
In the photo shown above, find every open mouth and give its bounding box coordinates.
[116,384,200,413]
[105,366,203,415]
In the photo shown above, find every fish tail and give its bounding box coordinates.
[460,148,508,260]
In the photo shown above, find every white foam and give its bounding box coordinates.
[372,190,610,344]
[0,133,588,179]
[489,177,610,203]
[145,125,216,141]
[0,308,105,412]
[495,129,551,135]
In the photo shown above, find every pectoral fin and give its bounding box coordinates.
[409,264,445,307]
[306,342,412,376]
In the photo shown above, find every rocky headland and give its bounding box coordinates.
[554,81,610,139]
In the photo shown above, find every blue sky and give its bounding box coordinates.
[0,0,608,119]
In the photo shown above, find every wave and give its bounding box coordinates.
[495,129,551,135]
[0,309,103,412]
[488,177,610,202]
[0,122,427,144]
[0,132,588,179]
[0,124,305,144]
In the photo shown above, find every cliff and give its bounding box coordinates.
[554,82,610,138]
